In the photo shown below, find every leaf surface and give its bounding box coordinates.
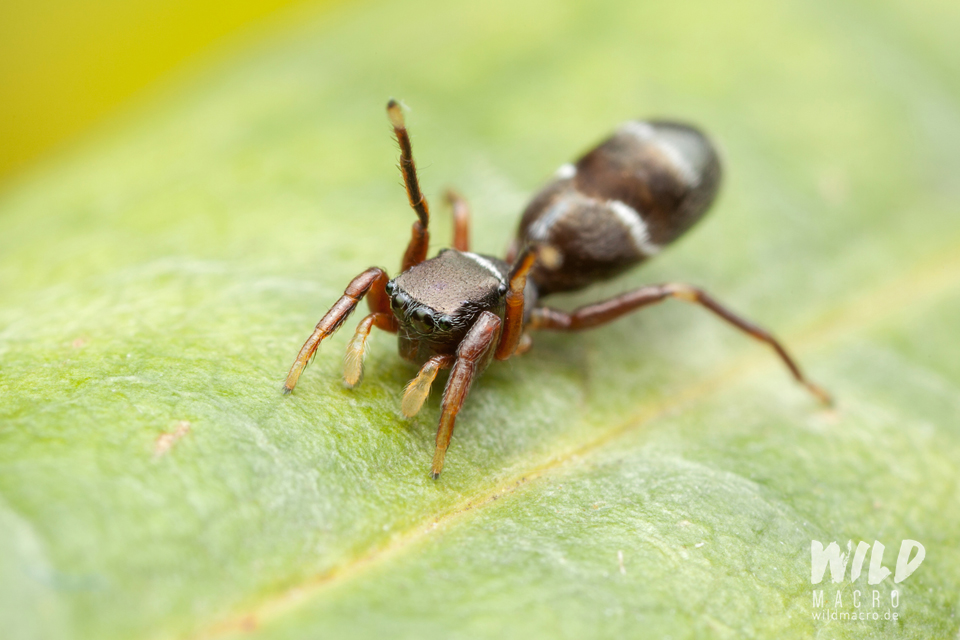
[1,0,959,638]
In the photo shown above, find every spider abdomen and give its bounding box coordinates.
[516,120,721,295]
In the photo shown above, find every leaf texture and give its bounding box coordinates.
[1,0,959,638]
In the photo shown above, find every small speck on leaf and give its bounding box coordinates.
[154,421,191,457]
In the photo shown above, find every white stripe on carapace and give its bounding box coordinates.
[607,199,662,256]
[554,163,577,179]
[619,120,699,187]
[462,251,507,283]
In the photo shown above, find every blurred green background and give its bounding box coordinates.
[0,0,326,181]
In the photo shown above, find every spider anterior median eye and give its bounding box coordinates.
[413,307,432,323]
[411,307,434,333]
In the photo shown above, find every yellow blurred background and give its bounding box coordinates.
[0,0,329,183]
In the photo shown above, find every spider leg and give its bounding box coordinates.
[283,267,390,393]
[445,188,471,252]
[401,354,455,417]
[388,100,432,272]
[343,312,399,387]
[495,244,559,360]
[431,311,502,479]
[529,282,831,405]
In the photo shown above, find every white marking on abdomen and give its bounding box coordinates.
[463,252,507,283]
[529,193,660,257]
[554,163,576,179]
[652,137,699,186]
[620,121,699,187]
[528,198,573,242]
[619,121,655,142]
[607,200,661,256]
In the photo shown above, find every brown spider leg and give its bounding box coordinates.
[529,282,832,405]
[495,244,559,360]
[432,311,502,479]
[387,100,432,272]
[283,267,390,394]
[402,354,455,417]
[444,189,471,251]
[343,312,399,387]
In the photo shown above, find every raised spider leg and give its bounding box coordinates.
[387,100,432,272]
[401,354,455,417]
[444,189,471,252]
[432,311,502,479]
[529,282,831,405]
[283,267,390,394]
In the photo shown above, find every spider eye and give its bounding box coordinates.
[411,307,435,334]
[436,316,453,331]
[384,280,397,296]
[497,283,508,296]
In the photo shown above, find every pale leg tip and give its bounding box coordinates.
[401,395,424,418]
[282,385,293,395]
[342,337,367,389]
[402,364,441,418]
[430,453,445,479]
[807,382,834,407]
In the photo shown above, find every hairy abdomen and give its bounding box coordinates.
[516,120,721,295]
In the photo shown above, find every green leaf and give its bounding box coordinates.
[2,0,960,638]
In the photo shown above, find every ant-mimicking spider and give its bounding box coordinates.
[283,100,831,479]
